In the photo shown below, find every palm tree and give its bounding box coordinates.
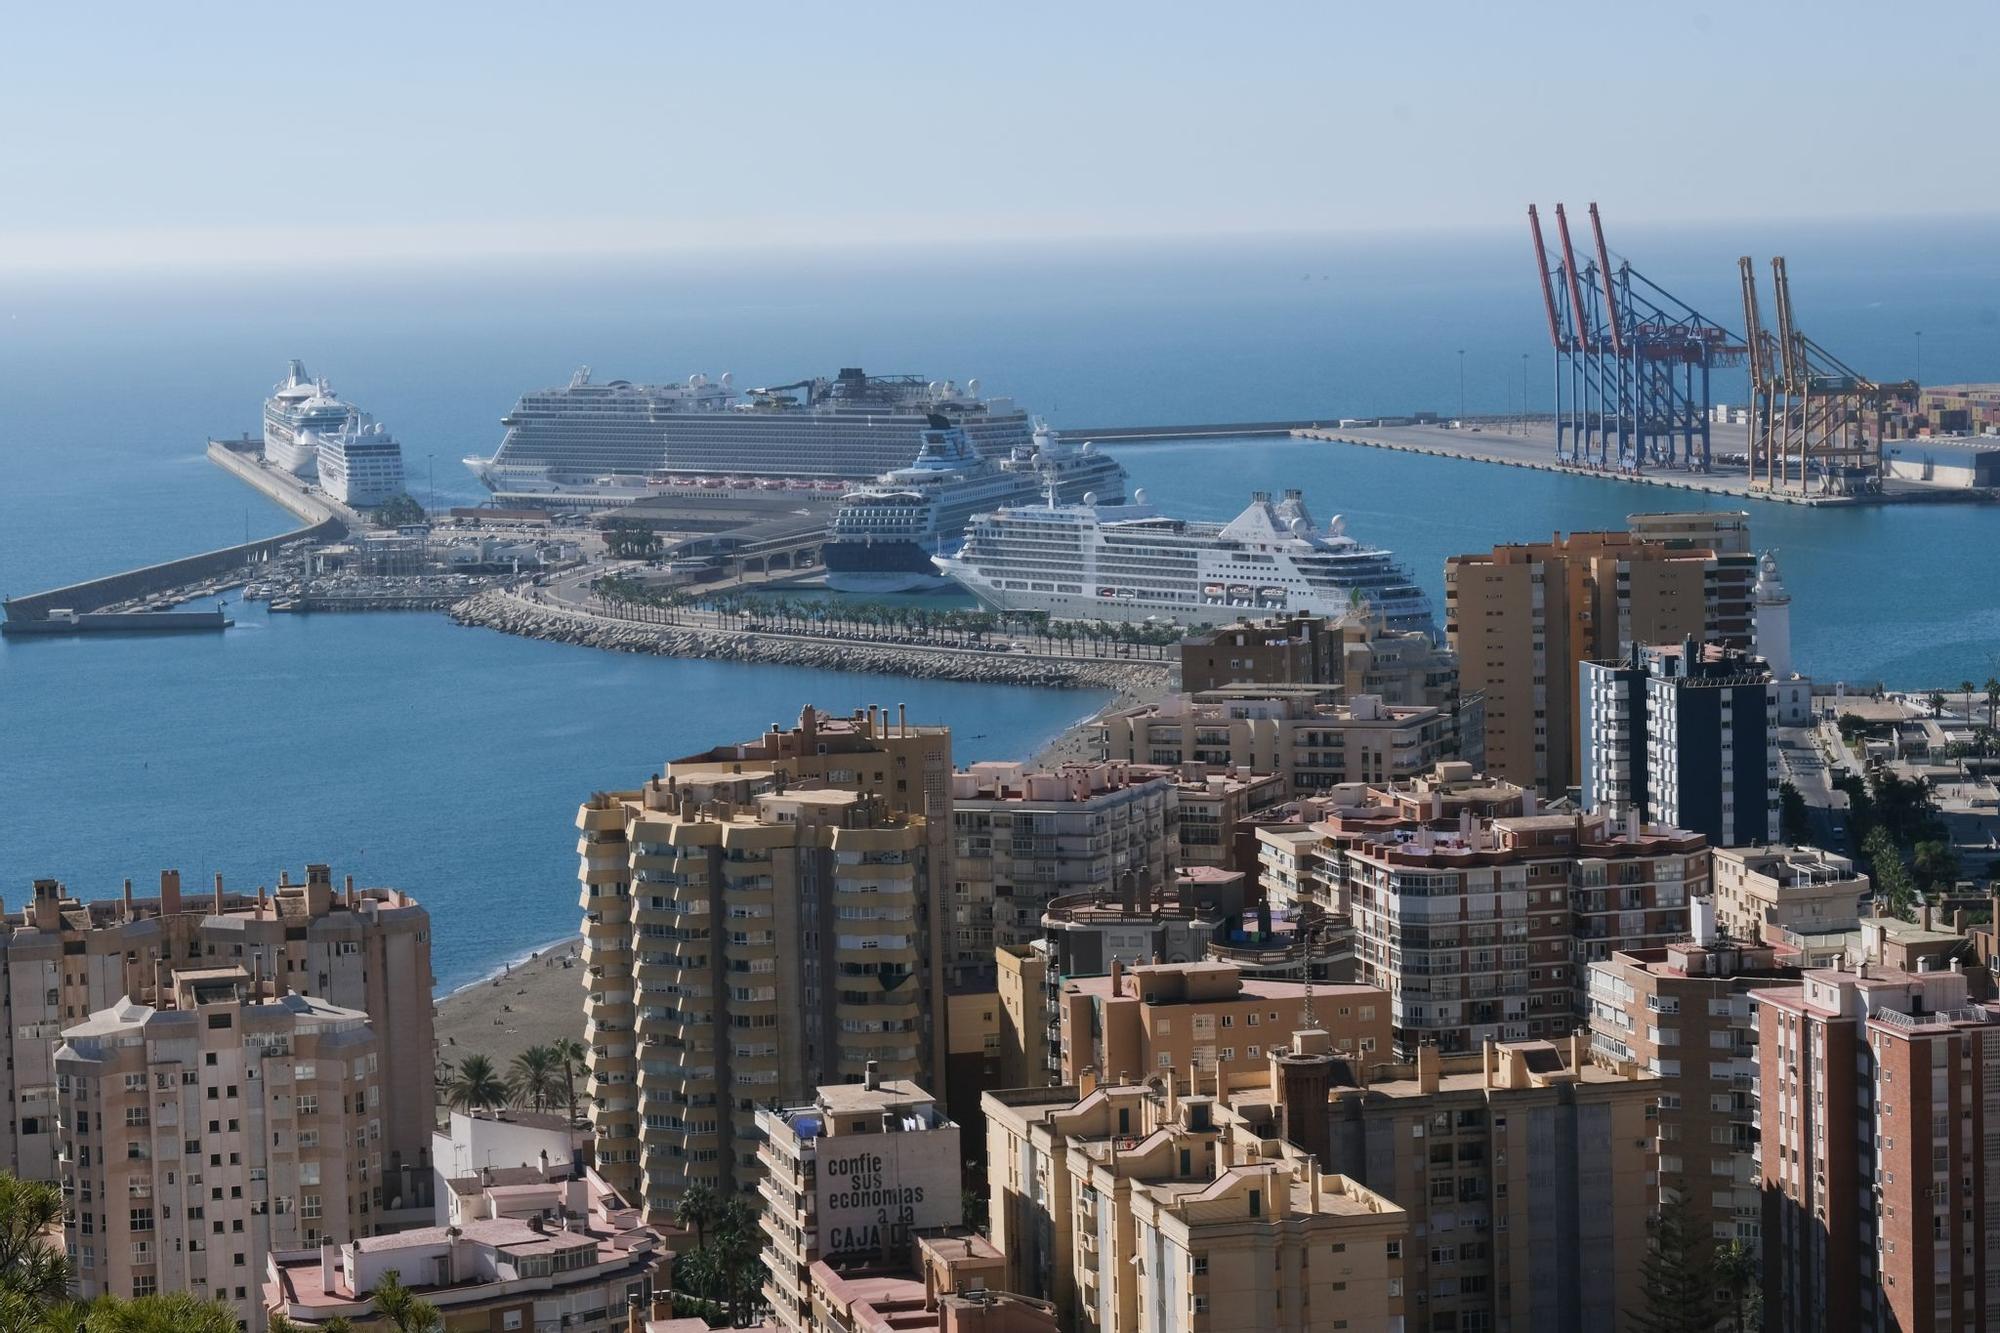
[551,1036,587,1123]
[675,1180,721,1248]
[508,1045,565,1114]
[444,1053,508,1113]
[371,1271,444,1333]
[1985,675,1999,730]
[86,1292,247,1333]
[0,1172,70,1319]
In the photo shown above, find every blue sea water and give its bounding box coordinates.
[2,222,1996,988]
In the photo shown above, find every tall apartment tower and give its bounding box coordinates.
[578,773,933,1226]
[1,867,435,1218]
[56,971,382,1333]
[1753,918,1998,1333]
[1579,639,1780,846]
[1445,518,1755,794]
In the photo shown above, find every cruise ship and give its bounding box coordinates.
[312,418,407,508]
[464,366,1036,501]
[263,360,358,477]
[934,489,1435,633]
[822,419,1129,593]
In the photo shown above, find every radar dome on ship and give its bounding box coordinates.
[967,377,981,397]
[1133,488,1148,504]
[689,373,707,389]
[1080,441,1095,453]
[719,371,733,388]
[1329,514,1347,536]
[1082,491,1098,507]
[1290,517,1310,538]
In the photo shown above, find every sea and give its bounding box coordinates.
[3,219,1995,989]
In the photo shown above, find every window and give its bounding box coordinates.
[1191,1254,1209,1275]
[301,1195,321,1219]
[129,1208,153,1233]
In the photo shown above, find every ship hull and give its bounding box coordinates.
[823,538,953,593]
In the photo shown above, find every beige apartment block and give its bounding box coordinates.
[1050,959,1389,1089]
[1147,764,1286,870]
[1710,843,1869,946]
[56,971,385,1332]
[1094,686,1447,798]
[1585,917,1798,1260]
[577,772,932,1228]
[755,1067,963,1333]
[1445,521,1755,793]
[948,762,1177,965]
[2,866,435,1220]
[982,1076,1408,1333]
[1180,611,1459,707]
[267,1160,666,1332]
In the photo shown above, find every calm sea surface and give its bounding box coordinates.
[3,224,1995,987]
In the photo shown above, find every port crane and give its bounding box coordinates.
[1527,203,1745,472]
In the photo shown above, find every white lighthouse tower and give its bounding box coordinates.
[1754,550,1793,678]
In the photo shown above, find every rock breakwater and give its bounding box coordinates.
[450,591,1170,695]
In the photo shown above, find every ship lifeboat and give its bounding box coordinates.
[1227,584,1253,600]
[1201,583,1225,599]
[1098,587,1117,598]
[1115,589,1137,600]
[699,477,726,489]
[1259,586,1288,602]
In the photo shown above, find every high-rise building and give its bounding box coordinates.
[755,1067,963,1333]
[1148,764,1287,872]
[1094,687,1448,798]
[57,972,384,1331]
[1586,905,1799,1261]
[1751,916,1997,1333]
[1446,517,1757,794]
[1710,843,1869,947]
[947,762,1177,966]
[577,773,932,1226]
[1178,612,1461,713]
[2,867,435,1215]
[982,1074,1410,1333]
[1580,639,1780,846]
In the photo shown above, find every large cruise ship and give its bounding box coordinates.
[263,360,358,477]
[464,366,1036,501]
[934,489,1435,632]
[313,418,407,508]
[822,419,1128,593]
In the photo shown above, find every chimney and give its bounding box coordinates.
[160,869,182,915]
[864,1060,881,1091]
[213,872,226,915]
[626,1294,645,1333]
[1109,958,1125,996]
[1482,1039,1498,1086]
[1955,908,1967,934]
[122,878,135,922]
[1922,902,1934,931]
[898,702,908,735]
[345,874,357,908]
[32,880,62,932]
[258,884,269,917]
[1416,1043,1439,1094]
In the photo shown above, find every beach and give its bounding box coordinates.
[434,938,587,1079]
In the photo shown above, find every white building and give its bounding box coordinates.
[431,1109,578,1225]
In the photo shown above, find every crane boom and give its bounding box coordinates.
[1554,204,1592,353]
[1527,206,1566,350]
[1771,257,1804,386]
[1738,257,1766,390]
[1588,203,1624,356]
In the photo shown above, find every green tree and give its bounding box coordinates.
[1865,826,1918,919]
[1711,1239,1762,1333]
[444,1053,508,1113]
[83,1292,243,1333]
[1986,676,2000,730]
[1927,690,1947,719]
[508,1045,565,1114]
[0,1172,70,1326]
[1629,1200,1721,1333]
[674,1180,721,1248]
[1778,779,1811,845]
[602,518,659,560]
[371,494,427,528]
[551,1035,587,1123]
[371,1270,444,1333]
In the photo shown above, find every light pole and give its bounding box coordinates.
[1457,349,1466,425]
[1914,330,1924,385]
[1520,352,1529,439]
[427,453,435,514]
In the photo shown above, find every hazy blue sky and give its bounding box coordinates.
[4,0,1993,272]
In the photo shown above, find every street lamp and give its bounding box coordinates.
[1520,352,1530,439]
[427,452,435,514]
[1457,349,1466,425]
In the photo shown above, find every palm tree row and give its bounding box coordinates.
[439,1041,588,1122]
[670,1184,767,1326]
[588,577,1185,659]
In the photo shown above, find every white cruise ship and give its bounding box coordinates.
[464,366,1035,501]
[313,418,407,508]
[934,489,1435,633]
[822,419,1128,593]
[263,360,357,477]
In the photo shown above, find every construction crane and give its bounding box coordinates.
[1738,256,1916,495]
[1527,202,1745,471]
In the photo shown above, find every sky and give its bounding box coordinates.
[3,0,1996,273]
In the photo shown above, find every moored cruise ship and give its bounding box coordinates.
[934,488,1435,633]
[464,366,1035,502]
[263,360,358,477]
[312,418,406,508]
[823,419,1129,593]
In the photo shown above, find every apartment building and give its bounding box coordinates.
[1586,906,1799,1259]
[1445,517,1756,794]
[266,1160,666,1332]
[1580,639,1780,846]
[577,773,932,1226]
[755,1067,963,1333]
[56,971,384,1332]
[1266,1034,1659,1333]
[1154,765,1286,872]
[1331,803,1706,1055]
[982,1076,1409,1333]
[947,762,1177,966]
[1711,843,1869,946]
[1095,686,1448,798]
[1179,611,1459,710]
[2,866,435,1212]
[1049,957,1388,1087]
[1752,921,2000,1333]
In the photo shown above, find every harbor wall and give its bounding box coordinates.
[3,444,346,623]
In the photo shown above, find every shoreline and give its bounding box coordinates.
[436,930,583,1002]
[434,937,588,1077]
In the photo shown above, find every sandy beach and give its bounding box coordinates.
[434,939,588,1080]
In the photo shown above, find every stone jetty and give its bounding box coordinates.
[450,590,1170,695]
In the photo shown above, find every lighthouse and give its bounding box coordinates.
[1754,550,1792,679]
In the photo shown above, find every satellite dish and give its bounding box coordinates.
[719,371,733,389]
[1133,487,1148,504]
[1080,441,1095,454]
[689,373,706,389]
[966,377,982,397]
[1082,491,1098,507]
[1329,514,1347,536]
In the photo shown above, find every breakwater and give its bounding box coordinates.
[450,590,1170,694]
